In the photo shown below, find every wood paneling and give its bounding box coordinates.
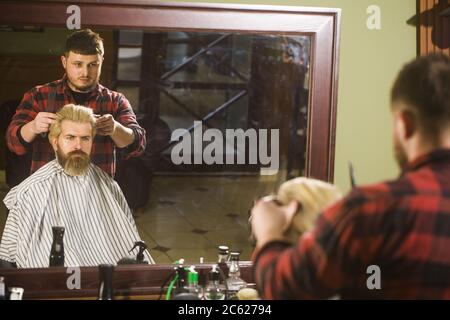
[418,0,450,56]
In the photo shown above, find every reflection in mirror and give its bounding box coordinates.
[0,27,311,266]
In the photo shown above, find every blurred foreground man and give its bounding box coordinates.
[251,54,450,299]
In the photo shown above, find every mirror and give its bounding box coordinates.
[0,1,341,267]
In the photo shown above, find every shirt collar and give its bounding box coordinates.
[402,149,450,173]
[53,159,65,174]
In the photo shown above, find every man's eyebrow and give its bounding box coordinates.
[72,60,99,64]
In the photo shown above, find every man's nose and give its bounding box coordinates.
[80,65,89,76]
[73,138,82,150]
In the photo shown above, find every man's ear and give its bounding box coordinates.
[50,137,58,152]
[61,55,67,69]
[395,109,416,140]
[400,110,416,139]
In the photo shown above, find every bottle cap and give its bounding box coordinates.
[230,252,240,261]
[9,287,24,300]
[218,245,229,255]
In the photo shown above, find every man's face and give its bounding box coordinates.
[61,51,103,92]
[52,120,93,176]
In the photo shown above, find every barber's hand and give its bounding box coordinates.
[250,197,298,248]
[31,112,57,134]
[95,114,117,136]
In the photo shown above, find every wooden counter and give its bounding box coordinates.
[0,262,254,300]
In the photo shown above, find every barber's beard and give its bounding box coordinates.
[56,149,90,176]
[67,76,98,93]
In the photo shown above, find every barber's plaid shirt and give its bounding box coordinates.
[253,149,450,299]
[6,76,146,177]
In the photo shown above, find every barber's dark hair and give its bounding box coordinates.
[65,28,104,56]
[391,53,450,137]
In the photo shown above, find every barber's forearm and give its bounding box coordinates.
[20,121,39,143]
[110,123,135,148]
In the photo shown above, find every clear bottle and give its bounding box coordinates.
[217,245,229,278]
[226,252,247,300]
[217,245,229,295]
[98,264,115,300]
[204,265,225,300]
[49,226,65,267]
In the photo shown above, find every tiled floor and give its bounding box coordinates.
[136,175,279,263]
[0,174,282,265]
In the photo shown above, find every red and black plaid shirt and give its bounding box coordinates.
[253,149,450,299]
[6,76,146,177]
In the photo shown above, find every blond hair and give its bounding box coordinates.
[277,177,342,243]
[48,104,96,142]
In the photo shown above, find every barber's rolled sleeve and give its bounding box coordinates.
[115,94,146,158]
[6,91,38,155]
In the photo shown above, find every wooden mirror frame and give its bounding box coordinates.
[0,1,341,298]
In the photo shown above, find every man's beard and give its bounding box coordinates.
[56,149,90,176]
[67,77,98,93]
[393,135,408,170]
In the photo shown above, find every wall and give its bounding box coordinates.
[167,0,417,192]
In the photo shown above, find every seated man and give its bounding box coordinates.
[0,104,154,268]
